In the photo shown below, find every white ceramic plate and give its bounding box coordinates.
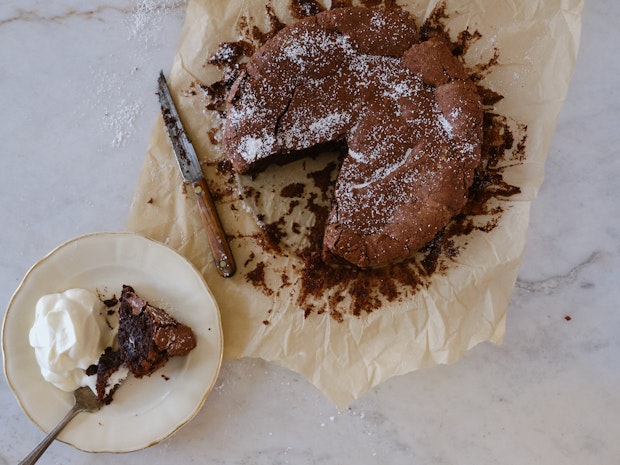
[2,232,223,452]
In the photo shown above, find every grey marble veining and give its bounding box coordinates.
[1,1,619,464]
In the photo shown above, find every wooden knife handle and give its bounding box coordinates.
[191,178,236,278]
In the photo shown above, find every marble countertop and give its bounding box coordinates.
[1,1,618,464]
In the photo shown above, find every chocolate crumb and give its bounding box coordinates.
[208,40,255,66]
[86,364,98,376]
[102,296,118,308]
[244,251,256,268]
[246,262,273,295]
[281,182,305,198]
[289,0,325,19]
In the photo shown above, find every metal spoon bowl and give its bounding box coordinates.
[18,386,103,465]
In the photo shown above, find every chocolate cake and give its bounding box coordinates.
[91,347,124,404]
[222,6,483,269]
[87,286,196,403]
[118,285,196,378]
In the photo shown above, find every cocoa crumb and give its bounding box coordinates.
[207,128,219,145]
[208,40,255,66]
[289,0,325,19]
[476,85,504,106]
[281,182,305,198]
[244,251,256,268]
[245,262,273,295]
[86,364,98,376]
[102,296,118,307]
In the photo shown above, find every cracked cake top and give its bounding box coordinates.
[222,6,483,268]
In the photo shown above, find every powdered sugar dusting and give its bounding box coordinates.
[129,0,185,43]
[278,28,354,71]
[438,113,454,137]
[308,112,350,137]
[104,98,143,148]
[238,131,276,164]
[88,0,185,148]
[349,148,414,191]
[370,10,387,29]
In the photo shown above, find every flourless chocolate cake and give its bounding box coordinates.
[222,6,483,269]
[118,285,196,378]
[89,285,197,403]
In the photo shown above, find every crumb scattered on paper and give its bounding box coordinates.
[127,0,583,407]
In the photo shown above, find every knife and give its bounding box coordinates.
[157,71,236,278]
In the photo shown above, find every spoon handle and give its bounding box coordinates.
[18,403,84,465]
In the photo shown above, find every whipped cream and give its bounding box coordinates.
[29,288,114,392]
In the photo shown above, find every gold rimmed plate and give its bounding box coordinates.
[2,232,223,452]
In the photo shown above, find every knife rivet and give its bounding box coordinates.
[194,185,203,194]
[218,259,228,269]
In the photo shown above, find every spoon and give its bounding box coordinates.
[19,386,103,465]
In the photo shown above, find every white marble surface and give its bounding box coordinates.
[1,1,619,463]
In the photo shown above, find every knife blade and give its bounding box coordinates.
[157,71,236,278]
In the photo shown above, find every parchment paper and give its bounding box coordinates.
[126,0,583,407]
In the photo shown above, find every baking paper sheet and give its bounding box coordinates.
[126,0,583,407]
